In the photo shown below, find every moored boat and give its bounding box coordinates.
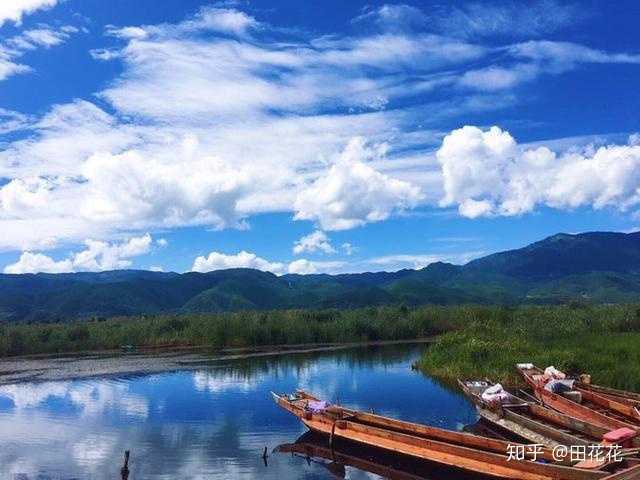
[459,379,613,448]
[272,390,640,480]
[579,382,640,406]
[517,364,640,431]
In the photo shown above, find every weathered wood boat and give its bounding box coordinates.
[517,365,640,431]
[272,390,640,479]
[459,379,613,448]
[579,383,640,406]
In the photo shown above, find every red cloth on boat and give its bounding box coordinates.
[603,427,637,443]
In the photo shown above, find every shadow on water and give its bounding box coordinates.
[276,431,494,480]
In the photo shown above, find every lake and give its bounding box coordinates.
[0,344,480,479]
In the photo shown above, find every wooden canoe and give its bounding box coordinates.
[459,379,612,448]
[579,383,640,405]
[517,365,640,431]
[272,390,639,480]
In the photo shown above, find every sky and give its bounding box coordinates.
[1,0,640,275]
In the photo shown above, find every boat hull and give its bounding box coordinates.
[517,366,640,433]
[272,391,622,480]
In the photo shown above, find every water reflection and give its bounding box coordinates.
[0,344,477,479]
[277,431,493,480]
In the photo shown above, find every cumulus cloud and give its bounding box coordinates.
[190,250,350,275]
[3,3,640,261]
[293,230,335,255]
[0,0,58,26]
[287,258,346,275]
[79,137,250,230]
[438,126,640,218]
[287,258,317,274]
[294,138,423,230]
[4,234,153,274]
[191,250,284,274]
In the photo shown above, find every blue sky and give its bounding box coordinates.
[1,0,640,275]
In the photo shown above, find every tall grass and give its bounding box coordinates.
[4,303,640,391]
[0,305,461,357]
[418,304,640,390]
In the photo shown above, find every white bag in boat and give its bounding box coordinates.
[544,366,566,380]
[481,383,509,403]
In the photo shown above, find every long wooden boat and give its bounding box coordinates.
[459,379,614,448]
[272,390,640,480]
[517,365,640,431]
[579,383,640,405]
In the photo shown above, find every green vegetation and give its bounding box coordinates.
[0,305,463,357]
[4,303,640,392]
[418,304,640,390]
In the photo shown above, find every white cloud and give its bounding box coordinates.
[341,242,356,255]
[438,126,640,218]
[156,238,168,247]
[287,258,346,275]
[287,258,316,274]
[0,24,80,81]
[458,64,539,91]
[79,138,250,230]
[353,4,427,32]
[427,1,583,39]
[294,137,423,230]
[106,26,149,40]
[4,234,153,274]
[293,230,335,255]
[0,108,31,134]
[191,7,258,36]
[3,252,72,274]
[190,250,351,275]
[0,0,58,26]
[368,251,483,269]
[2,4,640,259]
[508,41,640,68]
[191,250,283,273]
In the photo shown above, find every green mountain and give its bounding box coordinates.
[2,231,640,323]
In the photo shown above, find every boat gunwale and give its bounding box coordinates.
[517,365,640,432]
[458,379,601,448]
[272,391,618,480]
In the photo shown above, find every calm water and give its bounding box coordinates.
[0,344,480,479]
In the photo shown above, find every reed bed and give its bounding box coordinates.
[0,305,459,357]
[418,304,640,390]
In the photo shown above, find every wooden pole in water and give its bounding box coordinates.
[121,450,130,480]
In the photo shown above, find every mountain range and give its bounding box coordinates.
[2,231,640,323]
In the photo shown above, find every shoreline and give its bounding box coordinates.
[0,338,434,385]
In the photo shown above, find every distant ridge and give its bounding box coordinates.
[2,231,640,322]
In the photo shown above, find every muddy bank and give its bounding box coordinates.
[0,338,433,385]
